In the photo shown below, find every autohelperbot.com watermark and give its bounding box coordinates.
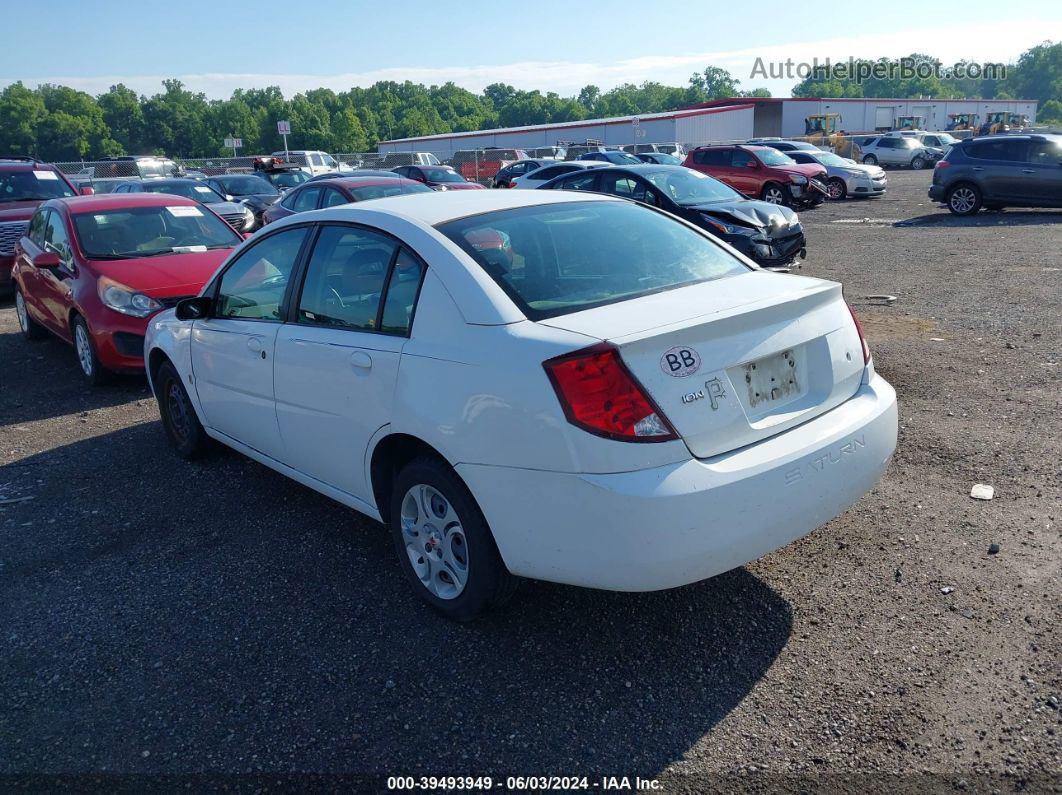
[750,56,1007,83]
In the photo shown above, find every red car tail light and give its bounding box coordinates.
[935,159,950,169]
[544,343,677,442]
[847,304,872,365]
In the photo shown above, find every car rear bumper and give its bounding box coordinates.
[459,372,897,591]
[928,184,947,201]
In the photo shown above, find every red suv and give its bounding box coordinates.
[450,149,528,184]
[683,145,828,207]
[1,157,87,294]
[12,193,243,383]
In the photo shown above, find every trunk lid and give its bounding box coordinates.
[539,271,866,458]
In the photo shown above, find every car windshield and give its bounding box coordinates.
[812,152,849,167]
[142,181,225,204]
[752,148,797,166]
[0,170,76,202]
[439,201,747,320]
[72,205,241,259]
[348,182,434,201]
[215,175,278,196]
[421,168,465,183]
[644,169,741,205]
[933,134,960,145]
[269,170,309,189]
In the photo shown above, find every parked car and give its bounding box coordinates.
[450,149,528,184]
[563,144,610,161]
[307,169,402,182]
[928,134,1062,215]
[635,152,682,165]
[621,143,686,158]
[857,136,936,169]
[77,177,138,195]
[261,176,432,225]
[1,158,85,294]
[683,145,828,207]
[576,150,643,165]
[76,156,184,180]
[785,150,887,200]
[363,152,442,168]
[112,178,256,233]
[747,139,822,152]
[508,161,607,190]
[538,164,807,272]
[12,193,242,382]
[251,157,311,191]
[144,190,896,620]
[271,150,340,176]
[392,165,485,191]
[526,146,567,160]
[491,159,562,188]
[205,174,283,228]
[915,132,961,151]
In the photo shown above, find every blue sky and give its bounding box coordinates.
[2,0,1059,98]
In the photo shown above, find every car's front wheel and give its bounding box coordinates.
[946,183,982,215]
[155,359,212,459]
[761,183,788,205]
[862,154,878,166]
[826,178,847,200]
[911,156,927,170]
[390,456,518,621]
[14,289,47,341]
[72,315,110,385]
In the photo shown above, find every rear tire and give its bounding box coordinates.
[390,456,518,621]
[72,315,111,386]
[946,183,982,215]
[14,289,47,341]
[155,360,212,459]
[826,178,847,200]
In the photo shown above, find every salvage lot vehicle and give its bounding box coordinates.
[491,159,563,188]
[12,193,242,382]
[508,160,606,189]
[0,158,84,295]
[576,150,642,165]
[271,150,340,176]
[145,190,897,620]
[684,144,829,207]
[205,174,283,228]
[785,149,887,199]
[451,149,528,184]
[858,136,936,169]
[261,176,432,225]
[391,165,485,190]
[537,164,806,272]
[635,152,682,164]
[112,178,257,233]
[928,134,1062,215]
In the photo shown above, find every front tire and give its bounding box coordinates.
[862,154,878,166]
[946,183,982,215]
[911,156,926,170]
[15,289,47,341]
[761,182,788,206]
[390,456,518,621]
[826,178,847,200]
[72,315,111,385]
[155,360,211,459]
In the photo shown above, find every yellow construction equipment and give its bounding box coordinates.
[946,113,979,131]
[804,113,840,145]
[894,116,924,131]
[1007,113,1030,130]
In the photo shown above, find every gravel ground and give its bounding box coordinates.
[0,170,1059,793]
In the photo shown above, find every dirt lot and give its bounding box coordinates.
[1,170,1059,792]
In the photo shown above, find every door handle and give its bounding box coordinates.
[1021,169,1035,174]
[350,351,372,370]
[971,166,984,171]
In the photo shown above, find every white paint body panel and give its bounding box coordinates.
[146,190,898,592]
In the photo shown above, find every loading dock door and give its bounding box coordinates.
[875,107,894,130]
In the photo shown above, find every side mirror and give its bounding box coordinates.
[32,250,62,269]
[175,296,213,321]
[80,185,95,196]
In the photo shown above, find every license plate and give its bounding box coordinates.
[743,349,802,409]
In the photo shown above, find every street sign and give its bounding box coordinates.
[277,120,291,135]
[223,137,243,149]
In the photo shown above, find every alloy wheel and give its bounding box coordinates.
[74,323,94,376]
[15,292,29,332]
[399,483,469,600]
[764,186,785,205]
[949,187,977,214]
[827,180,845,200]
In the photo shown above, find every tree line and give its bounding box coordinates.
[0,43,1058,162]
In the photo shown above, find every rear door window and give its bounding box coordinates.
[292,187,322,212]
[693,149,730,166]
[556,172,599,191]
[967,140,1028,161]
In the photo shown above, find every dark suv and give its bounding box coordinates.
[0,158,83,294]
[929,134,1062,215]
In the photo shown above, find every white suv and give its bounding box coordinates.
[271,150,339,176]
[858,136,935,169]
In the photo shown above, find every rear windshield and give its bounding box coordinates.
[142,181,225,203]
[421,168,465,183]
[73,205,241,259]
[215,175,278,195]
[439,201,748,320]
[268,170,309,189]
[0,170,76,203]
[349,182,433,201]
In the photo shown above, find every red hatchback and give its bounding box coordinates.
[261,176,432,225]
[683,144,829,207]
[12,193,243,383]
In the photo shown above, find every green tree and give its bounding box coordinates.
[97,84,145,154]
[0,82,47,155]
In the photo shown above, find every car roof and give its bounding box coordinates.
[293,187,621,227]
[0,161,62,172]
[320,177,423,188]
[967,134,1059,143]
[59,193,200,215]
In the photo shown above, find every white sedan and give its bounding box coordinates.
[145,190,897,620]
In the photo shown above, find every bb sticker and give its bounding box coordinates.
[33,170,59,180]
[660,346,701,377]
[194,186,213,193]
[166,205,203,217]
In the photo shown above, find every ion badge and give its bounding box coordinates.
[660,346,701,377]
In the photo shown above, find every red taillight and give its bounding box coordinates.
[847,304,872,365]
[544,343,677,442]
[935,159,950,169]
